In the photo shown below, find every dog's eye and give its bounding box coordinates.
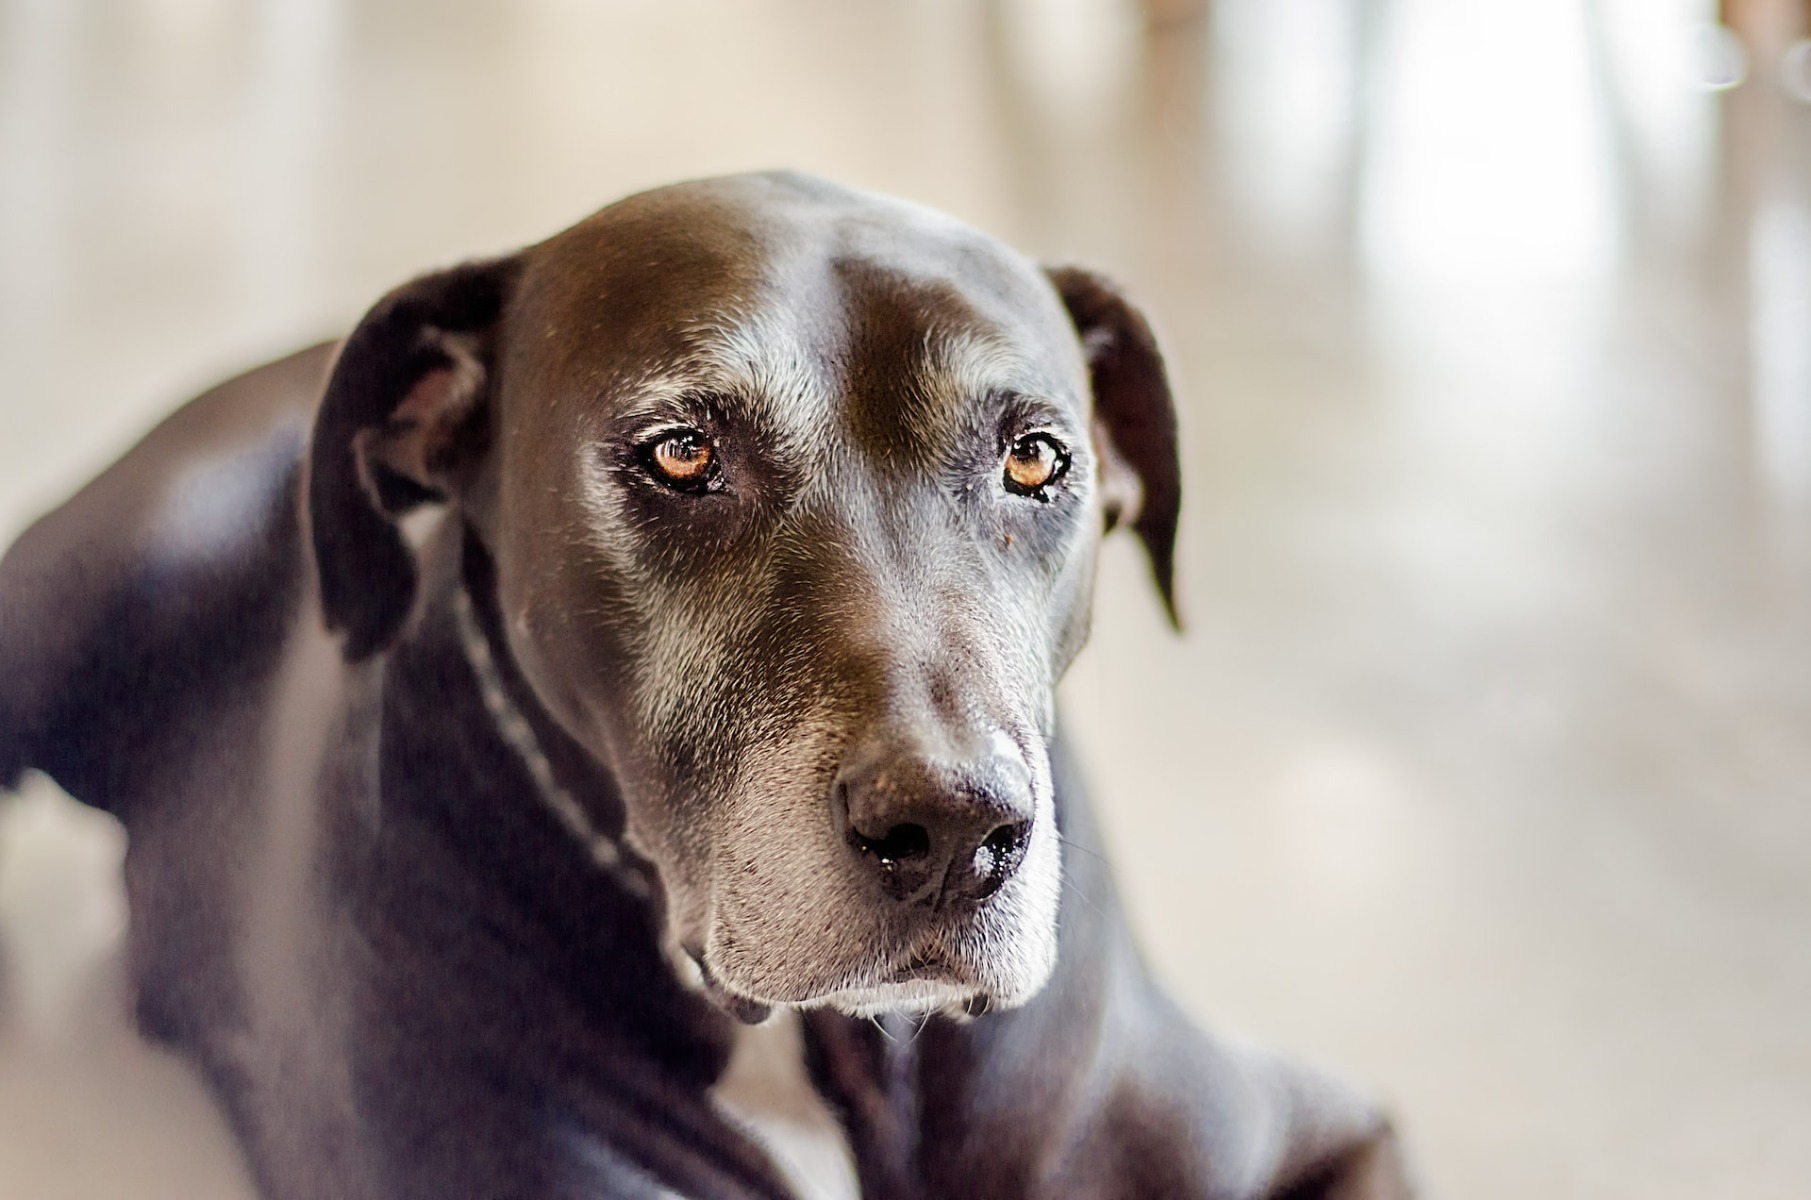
[1003,433,1069,497]
[642,430,717,490]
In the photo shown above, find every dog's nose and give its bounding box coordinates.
[835,739,1034,907]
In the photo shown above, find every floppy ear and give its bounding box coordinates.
[307,255,522,662]
[1043,266,1183,629]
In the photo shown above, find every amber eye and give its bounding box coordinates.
[1003,433,1069,496]
[643,429,717,490]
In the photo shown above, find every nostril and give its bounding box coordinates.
[971,821,1029,899]
[849,821,931,865]
[983,823,1022,859]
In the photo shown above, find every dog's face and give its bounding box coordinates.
[309,173,1178,1017]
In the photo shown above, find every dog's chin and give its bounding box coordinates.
[694,938,1058,1024]
[805,978,984,1019]
[704,972,995,1024]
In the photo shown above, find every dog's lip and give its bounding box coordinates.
[692,955,776,1025]
[697,902,1021,1013]
[802,976,984,1019]
[695,945,981,1016]
[884,952,955,985]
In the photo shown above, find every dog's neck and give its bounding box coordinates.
[388,523,654,906]
[447,559,652,902]
[431,526,635,853]
[359,520,741,1080]
[444,531,789,1027]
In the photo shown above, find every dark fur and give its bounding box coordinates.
[0,173,1414,1199]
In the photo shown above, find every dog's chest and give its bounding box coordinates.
[710,1011,859,1200]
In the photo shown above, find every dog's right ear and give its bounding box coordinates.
[307,255,522,662]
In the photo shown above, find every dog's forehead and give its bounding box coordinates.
[514,173,1088,443]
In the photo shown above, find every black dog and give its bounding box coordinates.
[0,173,1414,1199]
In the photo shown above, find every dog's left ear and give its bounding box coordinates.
[307,255,523,662]
[1044,266,1182,629]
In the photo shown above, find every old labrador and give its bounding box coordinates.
[0,172,1414,1199]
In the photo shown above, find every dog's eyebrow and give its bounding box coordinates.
[932,326,1069,397]
[609,315,830,449]
[914,328,1076,435]
[924,325,1013,379]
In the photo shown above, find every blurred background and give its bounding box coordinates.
[2,0,1809,1197]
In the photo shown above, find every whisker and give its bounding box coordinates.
[1057,833,1110,865]
[1061,873,1106,920]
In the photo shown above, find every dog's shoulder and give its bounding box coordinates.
[0,342,332,808]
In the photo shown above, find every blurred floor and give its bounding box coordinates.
[2,1,1809,1197]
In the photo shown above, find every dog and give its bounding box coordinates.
[0,172,1414,1199]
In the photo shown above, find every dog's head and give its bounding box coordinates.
[308,173,1178,1017]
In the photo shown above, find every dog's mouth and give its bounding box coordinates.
[686,941,991,1024]
[673,785,1065,1023]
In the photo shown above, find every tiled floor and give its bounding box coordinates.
[2,1,1809,1197]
